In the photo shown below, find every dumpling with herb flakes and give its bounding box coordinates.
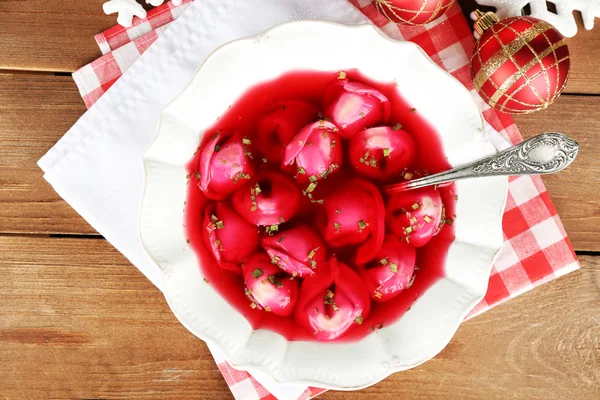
[197,130,255,200]
[294,257,371,340]
[201,201,260,272]
[261,224,326,278]
[386,186,444,247]
[243,253,298,316]
[323,79,390,139]
[232,170,301,226]
[358,234,416,302]
[256,100,319,164]
[348,125,416,182]
[319,178,385,264]
[282,120,343,186]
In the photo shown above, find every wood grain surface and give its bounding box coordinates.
[0,0,599,399]
[0,236,597,399]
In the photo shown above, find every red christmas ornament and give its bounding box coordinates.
[470,11,570,114]
[371,0,455,25]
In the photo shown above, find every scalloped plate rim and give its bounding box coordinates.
[140,20,509,390]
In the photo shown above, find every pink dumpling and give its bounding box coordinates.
[386,186,443,247]
[358,234,416,302]
[348,126,416,182]
[197,130,255,200]
[294,257,371,340]
[232,170,301,226]
[323,79,390,139]
[319,178,385,264]
[201,202,260,272]
[242,253,298,316]
[261,223,326,278]
[282,120,343,186]
[256,100,319,164]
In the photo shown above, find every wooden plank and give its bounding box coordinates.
[0,0,599,96]
[0,235,597,399]
[513,95,600,251]
[562,14,600,95]
[0,73,96,234]
[0,0,112,72]
[0,236,229,399]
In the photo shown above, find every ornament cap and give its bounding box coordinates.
[473,10,500,36]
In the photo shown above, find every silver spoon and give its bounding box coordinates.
[382,132,579,195]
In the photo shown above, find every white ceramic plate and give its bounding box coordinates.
[140,20,508,390]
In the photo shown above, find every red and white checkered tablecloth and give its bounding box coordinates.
[72,1,580,398]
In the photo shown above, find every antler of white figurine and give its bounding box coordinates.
[103,0,184,27]
[475,0,600,37]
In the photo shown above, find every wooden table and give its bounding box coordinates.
[0,1,598,399]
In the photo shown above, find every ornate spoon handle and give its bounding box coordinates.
[383,132,579,195]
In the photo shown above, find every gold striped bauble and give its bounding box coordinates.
[470,12,570,114]
[371,0,455,25]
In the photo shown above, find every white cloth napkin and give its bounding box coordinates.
[39,0,369,398]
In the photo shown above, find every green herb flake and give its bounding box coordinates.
[411,202,420,210]
[389,263,398,273]
[355,316,363,325]
[252,269,263,279]
[446,219,454,226]
[359,112,365,118]
[216,220,225,229]
[214,145,221,152]
[297,167,306,175]
[266,224,279,235]
[404,172,413,180]
[405,226,413,234]
[250,205,258,212]
[423,215,432,223]
[379,258,388,266]
[308,247,319,260]
[305,141,313,147]
[392,123,403,131]
[383,148,391,157]
[309,175,318,183]
[338,71,347,79]
[306,182,317,193]
[310,259,317,269]
[374,292,382,299]
[242,137,252,145]
[250,302,257,309]
[334,222,341,229]
[268,275,283,288]
[330,140,337,148]
[195,172,201,179]
[358,220,367,231]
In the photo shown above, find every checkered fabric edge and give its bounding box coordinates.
[94,0,194,54]
[74,1,580,398]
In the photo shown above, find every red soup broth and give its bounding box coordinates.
[184,70,456,342]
